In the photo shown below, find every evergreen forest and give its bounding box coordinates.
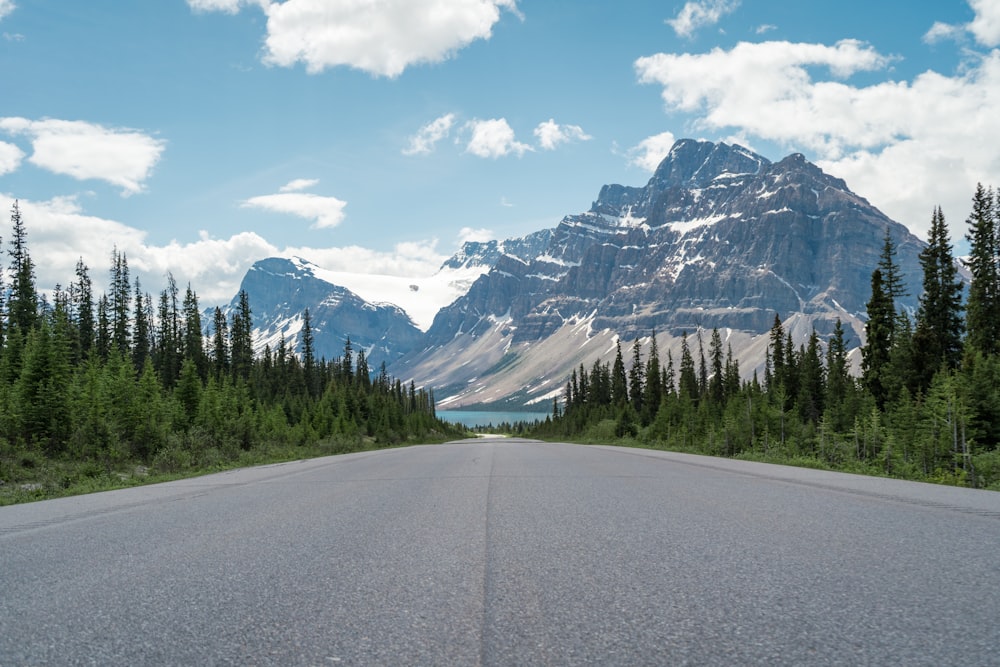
[0,201,461,504]
[533,185,1000,490]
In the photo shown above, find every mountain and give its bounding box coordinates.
[215,230,556,368]
[220,256,425,368]
[393,139,927,409]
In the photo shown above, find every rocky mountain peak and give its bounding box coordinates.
[648,139,769,190]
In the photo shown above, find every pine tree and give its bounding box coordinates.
[157,275,182,386]
[769,314,785,391]
[628,337,644,413]
[863,269,894,408]
[708,327,724,405]
[132,278,152,371]
[878,227,908,330]
[109,248,131,354]
[230,289,253,382]
[71,258,95,360]
[642,333,662,423]
[211,306,229,379]
[301,308,317,397]
[182,284,207,379]
[7,200,38,336]
[912,206,964,389]
[963,184,1000,356]
[611,340,628,406]
[678,333,698,402]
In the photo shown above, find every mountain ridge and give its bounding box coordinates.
[219,139,928,408]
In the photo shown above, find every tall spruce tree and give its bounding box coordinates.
[109,248,131,354]
[863,269,894,408]
[963,184,1000,356]
[7,200,38,336]
[912,206,964,388]
[878,227,908,330]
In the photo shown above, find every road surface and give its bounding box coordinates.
[2,439,999,665]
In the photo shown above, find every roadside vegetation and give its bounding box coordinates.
[532,185,1000,491]
[0,201,463,505]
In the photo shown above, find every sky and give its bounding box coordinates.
[0,0,997,316]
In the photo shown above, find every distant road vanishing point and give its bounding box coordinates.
[3,440,999,666]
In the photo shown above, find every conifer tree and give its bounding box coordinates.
[628,337,644,413]
[863,269,894,408]
[211,306,229,379]
[963,184,1000,356]
[912,206,964,388]
[230,289,253,382]
[132,278,152,371]
[182,284,206,379]
[7,200,38,336]
[109,248,131,354]
[301,308,317,397]
[877,227,908,331]
[71,258,95,360]
[708,327,725,405]
[611,340,628,406]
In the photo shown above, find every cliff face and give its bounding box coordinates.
[396,140,926,408]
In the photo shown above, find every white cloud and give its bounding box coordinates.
[2,193,474,329]
[924,21,964,44]
[755,24,777,35]
[635,40,891,158]
[0,140,24,175]
[628,131,677,172]
[533,119,592,150]
[667,0,740,38]
[0,117,165,195]
[403,113,456,156]
[279,178,320,192]
[635,39,1000,238]
[187,0,248,13]
[191,0,519,77]
[464,118,532,158]
[458,226,495,243]
[968,0,1000,46]
[0,1,15,21]
[929,0,1000,47]
[2,194,276,306]
[242,191,348,229]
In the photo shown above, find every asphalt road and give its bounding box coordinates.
[2,439,999,666]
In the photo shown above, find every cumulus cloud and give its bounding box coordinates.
[189,0,519,77]
[0,0,15,21]
[635,38,1000,237]
[403,113,456,155]
[928,0,1000,47]
[0,140,24,175]
[628,131,677,172]
[242,191,348,229]
[667,0,740,38]
[464,118,532,158]
[0,117,165,195]
[533,119,592,150]
[635,40,892,158]
[2,194,276,305]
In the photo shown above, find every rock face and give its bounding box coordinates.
[223,257,425,369]
[395,139,927,408]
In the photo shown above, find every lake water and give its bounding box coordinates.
[436,410,551,429]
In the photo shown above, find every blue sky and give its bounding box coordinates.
[0,0,996,308]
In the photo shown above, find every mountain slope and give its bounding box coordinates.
[223,257,424,368]
[394,139,926,408]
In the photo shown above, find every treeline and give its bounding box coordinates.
[0,201,458,496]
[534,185,1000,490]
